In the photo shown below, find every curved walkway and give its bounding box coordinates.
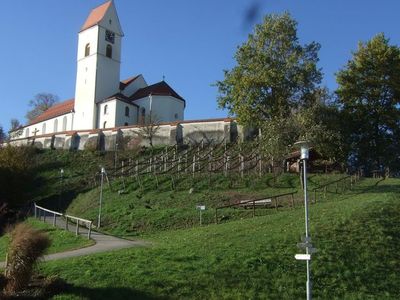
[0,215,147,268]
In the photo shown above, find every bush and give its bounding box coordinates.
[0,145,37,208]
[3,223,51,295]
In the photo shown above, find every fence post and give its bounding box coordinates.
[34,204,37,218]
[192,155,196,178]
[253,200,255,217]
[65,216,69,231]
[53,213,56,226]
[240,154,244,178]
[291,193,295,208]
[43,211,46,222]
[274,197,278,211]
[88,222,92,239]
[75,220,79,236]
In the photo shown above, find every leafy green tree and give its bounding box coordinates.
[216,13,343,165]
[336,33,400,173]
[215,12,322,127]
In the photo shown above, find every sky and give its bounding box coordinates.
[1,0,400,132]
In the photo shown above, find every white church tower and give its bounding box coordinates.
[74,1,124,130]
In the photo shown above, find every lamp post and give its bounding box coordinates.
[59,168,64,211]
[294,140,314,300]
[98,167,105,228]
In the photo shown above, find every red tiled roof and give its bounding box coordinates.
[119,74,141,90]
[80,1,112,32]
[30,99,75,125]
[129,81,185,103]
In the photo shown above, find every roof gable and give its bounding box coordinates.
[119,75,141,91]
[129,81,185,103]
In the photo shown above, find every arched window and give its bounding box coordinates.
[124,122,128,126]
[85,43,90,57]
[106,44,112,58]
[104,105,108,115]
[125,106,130,117]
[42,123,46,134]
[54,119,58,133]
[141,107,146,124]
[103,121,107,129]
[62,116,67,131]
[25,128,29,137]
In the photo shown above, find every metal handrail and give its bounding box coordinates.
[34,203,93,239]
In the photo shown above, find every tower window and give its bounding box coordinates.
[103,121,107,129]
[104,105,108,115]
[174,113,178,119]
[85,43,90,57]
[125,106,130,117]
[124,122,128,126]
[106,44,112,58]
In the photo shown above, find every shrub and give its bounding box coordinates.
[0,145,37,209]
[3,223,51,295]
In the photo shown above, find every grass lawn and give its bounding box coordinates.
[0,218,94,262]
[40,178,400,299]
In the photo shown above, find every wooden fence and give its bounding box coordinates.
[312,173,362,203]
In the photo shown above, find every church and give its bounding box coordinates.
[18,1,186,139]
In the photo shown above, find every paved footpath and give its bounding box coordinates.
[0,214,147,268]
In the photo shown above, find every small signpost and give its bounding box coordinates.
[295,254,311,261]
[196,205,206,226]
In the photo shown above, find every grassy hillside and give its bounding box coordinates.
[40,178,400,299]
[66,172,348,236]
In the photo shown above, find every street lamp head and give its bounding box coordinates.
[101,167,105,174]
[60,168,64,175]
[294,140,310,160]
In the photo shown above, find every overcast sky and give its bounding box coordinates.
[1,0,399,131]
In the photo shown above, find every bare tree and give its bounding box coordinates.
[10,119,21,131]
[138,113,161,148]
[0,125,6,144]
[25,93,59,122]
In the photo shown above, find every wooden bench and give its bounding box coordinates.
[239,198,272,209]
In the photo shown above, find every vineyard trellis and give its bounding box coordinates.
[101,139,277,191]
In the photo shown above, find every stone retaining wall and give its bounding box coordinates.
[9,119,256,150]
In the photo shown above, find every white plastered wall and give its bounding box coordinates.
[98,100,117,129]
[133,96,184,123]
[20,112,74,138]
[121,75,147,96]
[115,101,138,127]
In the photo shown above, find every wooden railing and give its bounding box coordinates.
[34,203,93,239]
[311,173,362,203]
[214,191,297,223]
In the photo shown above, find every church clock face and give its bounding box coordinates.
[105,30,115,44]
